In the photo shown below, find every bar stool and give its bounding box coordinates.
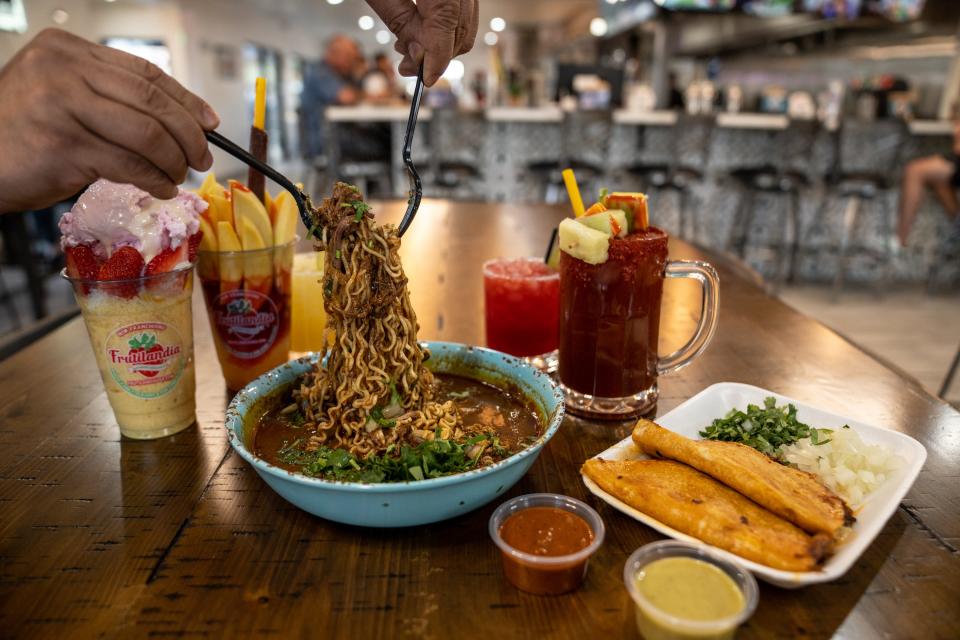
[521,124,564,204]
[431,109,486,199]
[0,264,21,333]
[941,343,960,400]
[805,119,906,296]
[725,119,819,288]
[622,114,712,241]
[562,111,612,203]
[325,121,392,197]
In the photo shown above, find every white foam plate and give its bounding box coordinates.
[582,382,927,588]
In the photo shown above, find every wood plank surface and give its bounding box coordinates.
[0,200,957,639]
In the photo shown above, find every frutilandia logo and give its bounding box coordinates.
[109,332,182,378]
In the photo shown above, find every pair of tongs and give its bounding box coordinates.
[204,64,425,239]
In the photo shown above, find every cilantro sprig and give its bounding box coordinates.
[341,200,372,222]
[699,397,831,457]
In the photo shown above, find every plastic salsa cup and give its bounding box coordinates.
[489,493,605,595]
[623,540,759,640]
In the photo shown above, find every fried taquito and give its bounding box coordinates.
[632,419,853,537]
[583,458,831,572]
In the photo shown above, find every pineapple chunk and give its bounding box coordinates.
[558,218,609,265]
[580,209,628,238]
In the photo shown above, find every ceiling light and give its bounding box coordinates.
[375,29,391,45]
[326,0,343,4]
[483,31,498,46]
[490,17,506,32]
[589,17,608,37]
[51,8,69,24]
[358,15,375,30]
[443,59,465,81]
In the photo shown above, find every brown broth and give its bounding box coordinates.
[252,373,543,474]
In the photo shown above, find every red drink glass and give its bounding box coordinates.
[483,257,560,371]
[559,227,719,419]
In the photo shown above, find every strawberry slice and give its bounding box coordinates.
[144,243,189,291]
[144,243,188,277]
[187,231,202,263]
[98,246,145,298]
[65,245,100,280]
[64,245,102,294]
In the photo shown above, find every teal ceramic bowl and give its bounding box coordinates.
[225,341,565,527]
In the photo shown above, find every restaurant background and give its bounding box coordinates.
[0,0,957,406]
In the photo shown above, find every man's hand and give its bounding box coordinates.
[0,28,219,213]
[366,0,478,86]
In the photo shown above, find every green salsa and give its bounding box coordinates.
[633,557,745,640]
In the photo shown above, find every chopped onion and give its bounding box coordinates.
[781,426,902,508]
[382,402,404,419]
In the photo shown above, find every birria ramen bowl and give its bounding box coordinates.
[225,341,565,527]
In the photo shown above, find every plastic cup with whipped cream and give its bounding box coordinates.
[60,179,205,439]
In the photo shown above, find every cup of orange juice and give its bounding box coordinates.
[291,252,331,354]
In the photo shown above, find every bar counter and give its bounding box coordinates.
[323,107,956,284]
[1,200,958,638]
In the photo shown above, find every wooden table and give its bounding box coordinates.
[1,201,958,639]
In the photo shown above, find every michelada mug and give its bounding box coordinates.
[558,227,719,419]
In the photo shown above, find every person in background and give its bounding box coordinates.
[301,35,363,158]
[361,53,401,105]
[376,52,400,96]
[896,115,960,248]
[0,0,477,214]
[667,72,685,111]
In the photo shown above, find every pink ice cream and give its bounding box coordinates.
[59,179,207,263]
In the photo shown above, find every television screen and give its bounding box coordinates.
[803,0,862,19]
[655,0,736,11]
[871,0,925,21]
[742,0,795,17]
[600,0,657,34]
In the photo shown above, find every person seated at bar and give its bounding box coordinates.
[896,114,960,249]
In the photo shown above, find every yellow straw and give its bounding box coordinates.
[253,77,266,130]
[562,168,585,217]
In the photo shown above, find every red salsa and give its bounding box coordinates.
[558,226,668,398]
[497,506,594,595]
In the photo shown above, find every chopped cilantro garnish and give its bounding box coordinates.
[277,435,508,483]
[699,397,816,457]
[341,200,371,221]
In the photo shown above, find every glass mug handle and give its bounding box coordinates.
[657,260,720,376]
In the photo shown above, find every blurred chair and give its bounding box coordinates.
[725,119,819,289]
[619,114,712,240]
[430,109,486,200]
[940,343,959,400]
[485,117,563,204]
[805,118,906,297]
[324,121,393,197]
[0,264,20,332]
[0,212,47,322]
[561,111,612,204]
